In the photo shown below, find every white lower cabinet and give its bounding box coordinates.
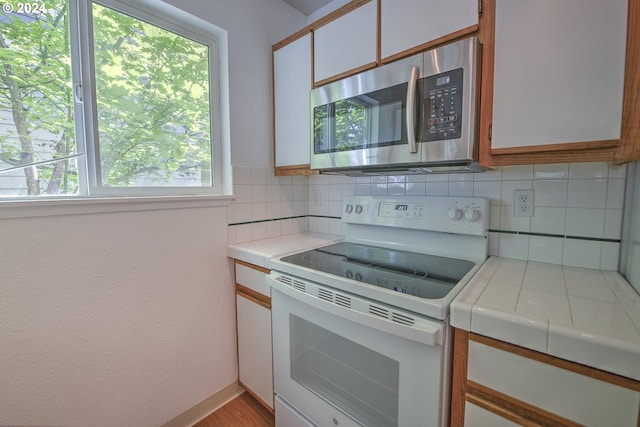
[234,261,274,410]
[451,330,640,427]
[464,403,519,427]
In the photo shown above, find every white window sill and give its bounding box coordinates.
[0,194,234,219]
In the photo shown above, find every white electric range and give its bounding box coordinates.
[267,195,488,427]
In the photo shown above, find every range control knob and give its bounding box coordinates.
[345,204,354,213]
[448,208,463,220]
[465,209,481,222]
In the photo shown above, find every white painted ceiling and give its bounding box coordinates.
[283,0,333,15]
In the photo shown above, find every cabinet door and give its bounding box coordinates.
[464,403,519,427]
[236,294,274,409]
[380,0,478,60]
[480,0,630,165]
[313,1,377,84]
[273,33,312,170]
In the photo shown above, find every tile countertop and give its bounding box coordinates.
[227,232,343,268]
[451,257,640,382]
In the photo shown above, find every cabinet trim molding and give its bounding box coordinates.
[466,380,583,427]
[617,0,640,162]
[380,24,479,65]
[236,284,271,310]
[470,332,640,392]
[235,259,270,274]
[274,164,318,176]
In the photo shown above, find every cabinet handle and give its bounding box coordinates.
[406,66,419,153]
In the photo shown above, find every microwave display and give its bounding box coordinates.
[419,68,464,142]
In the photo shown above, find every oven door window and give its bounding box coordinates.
[290,314,399,427]
[313,83,408,154]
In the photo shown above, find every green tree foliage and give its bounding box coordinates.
[0,0,213,195]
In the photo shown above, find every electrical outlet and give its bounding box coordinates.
[514,189,534,217]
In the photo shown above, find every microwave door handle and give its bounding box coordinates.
[406,66,419,153]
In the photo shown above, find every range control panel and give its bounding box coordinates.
[342,196,488,236]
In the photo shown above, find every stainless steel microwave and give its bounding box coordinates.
[310,37,482,174]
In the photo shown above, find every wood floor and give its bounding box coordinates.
[194,392,275,427]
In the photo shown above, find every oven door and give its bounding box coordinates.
[269,274,451,427]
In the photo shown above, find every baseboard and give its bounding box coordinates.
[160,381,244,427]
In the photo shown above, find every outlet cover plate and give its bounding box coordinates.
[514,189,534,217]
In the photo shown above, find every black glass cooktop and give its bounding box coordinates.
[280,242,475,299]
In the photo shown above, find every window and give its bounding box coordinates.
[0,0,227,198]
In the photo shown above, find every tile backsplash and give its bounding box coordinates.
[229,162,627,270]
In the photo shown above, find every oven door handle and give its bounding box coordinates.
[268,275,442,347]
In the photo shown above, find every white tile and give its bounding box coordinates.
[266,184,281,202]
[498,233,530,260]
[426,182,448,196]
[600,242,621,271]
[328,184,342,200]
[407,174,428,183]
[565,208,605,238]
[522,262,566,294]
[406,181,427,196]
[234,184,252,204]
[427,174,449,182]
[251,202,267,221]
[267,220,281,238]
[235,224,253,243]
[251,184,267,203]
[388,175,406,183]
[235,204,252,223]
[341,182,356,197]
[355,184,371,195]
[606,178,626,209]
[371,176,387,184]
[471,306,549,353]
[329,218,343,235]
[233,165,252,185]
[568,295,640,340]
[534,163,569,179]
[477,282,520,312]
[279,184,293,202]
[449,173,473,182]
[293,185,307,201]
[569,162,608,179]
[502,165,534,180]
[473,181,502,205]
[280,201,294,217]
[567,179,607,208]
[227,204,237,224]
[251,166,267,184]
[388,182,406,195]
[500,205,531,232]
[252,222,269,241]
[516,289,572,324]
[533,180,568,207]
[604,209,623,239]
[227,226,237,245]
[531,207,566,235]
[474,167,503,181]
[449,180,473,196]
[490,258,528,285]
[562,239,602,268]
[355,176,371,184]
[329,200,342,217]
[528,236,564,265]
[371,183,388,196]
[488,232,500,256]
[563,267,616,302]
[292,200,306,216]
[489,205,501,230]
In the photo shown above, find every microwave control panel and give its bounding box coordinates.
[419,68,464,142]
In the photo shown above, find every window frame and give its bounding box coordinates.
[1,0,230,200]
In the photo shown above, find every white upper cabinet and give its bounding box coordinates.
[273,33,312,168]
[491,0,628,149]
[314,1,377,84]
[380,0,478,60]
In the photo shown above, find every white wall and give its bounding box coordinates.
[0,0,306,425]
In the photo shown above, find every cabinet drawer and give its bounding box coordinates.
[235,261,270,298]
[468,340,640,426]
